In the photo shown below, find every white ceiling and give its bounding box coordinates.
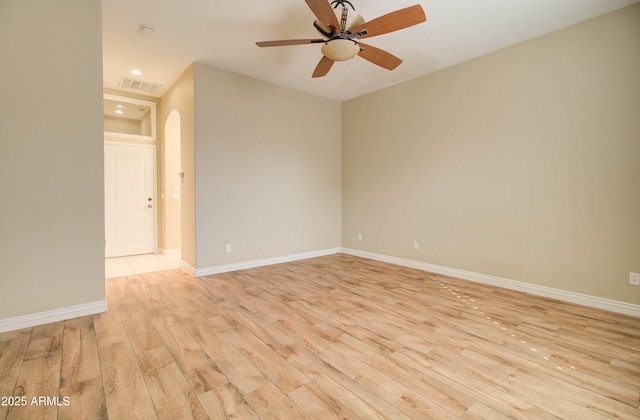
[102,0,638,102]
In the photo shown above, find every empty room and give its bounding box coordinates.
[1,0,639,418]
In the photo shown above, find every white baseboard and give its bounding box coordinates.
[0,300,108,333]
[158,248,181,256]
[181,260,196,275]
[195,248,342,277]
[7,248,635,332]
[341,248,640,318]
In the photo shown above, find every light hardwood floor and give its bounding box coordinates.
[1,254,639,419]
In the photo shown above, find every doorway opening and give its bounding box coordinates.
[103,109,183,278]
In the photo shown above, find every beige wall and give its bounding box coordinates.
[160,66,196,267]
[162,110,182,253]
[342,5,640,304]
[193,64,342,268]
[0,0,105,319]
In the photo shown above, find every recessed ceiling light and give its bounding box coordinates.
[138,25,154,34]
[130,69,143,76]
[115,110,124,115]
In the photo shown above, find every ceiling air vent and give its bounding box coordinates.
[118,76,161,94]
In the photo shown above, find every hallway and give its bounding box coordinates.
[105,253,181,278]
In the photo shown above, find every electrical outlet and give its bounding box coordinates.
[358,233,362,241]
[413,241,419,250]
[226,244,232,253]
[630,272,640,286]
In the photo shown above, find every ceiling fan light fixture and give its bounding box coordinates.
[255,3,426,77]
[321,39,360,61]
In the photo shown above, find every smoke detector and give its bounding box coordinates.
[138,25,154,34]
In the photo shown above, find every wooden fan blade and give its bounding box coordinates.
[304,0,340,28]
[312,56,334,78]
[351,5,426,39]
[357,42,402,70]
[256,39,324,47]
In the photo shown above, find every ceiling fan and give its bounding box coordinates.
[256,0,427,78]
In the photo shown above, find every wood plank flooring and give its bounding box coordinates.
[1,254,639,419]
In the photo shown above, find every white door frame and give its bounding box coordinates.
[104,141,157,257]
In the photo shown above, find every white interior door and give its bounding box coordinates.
[104,143,155,258]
